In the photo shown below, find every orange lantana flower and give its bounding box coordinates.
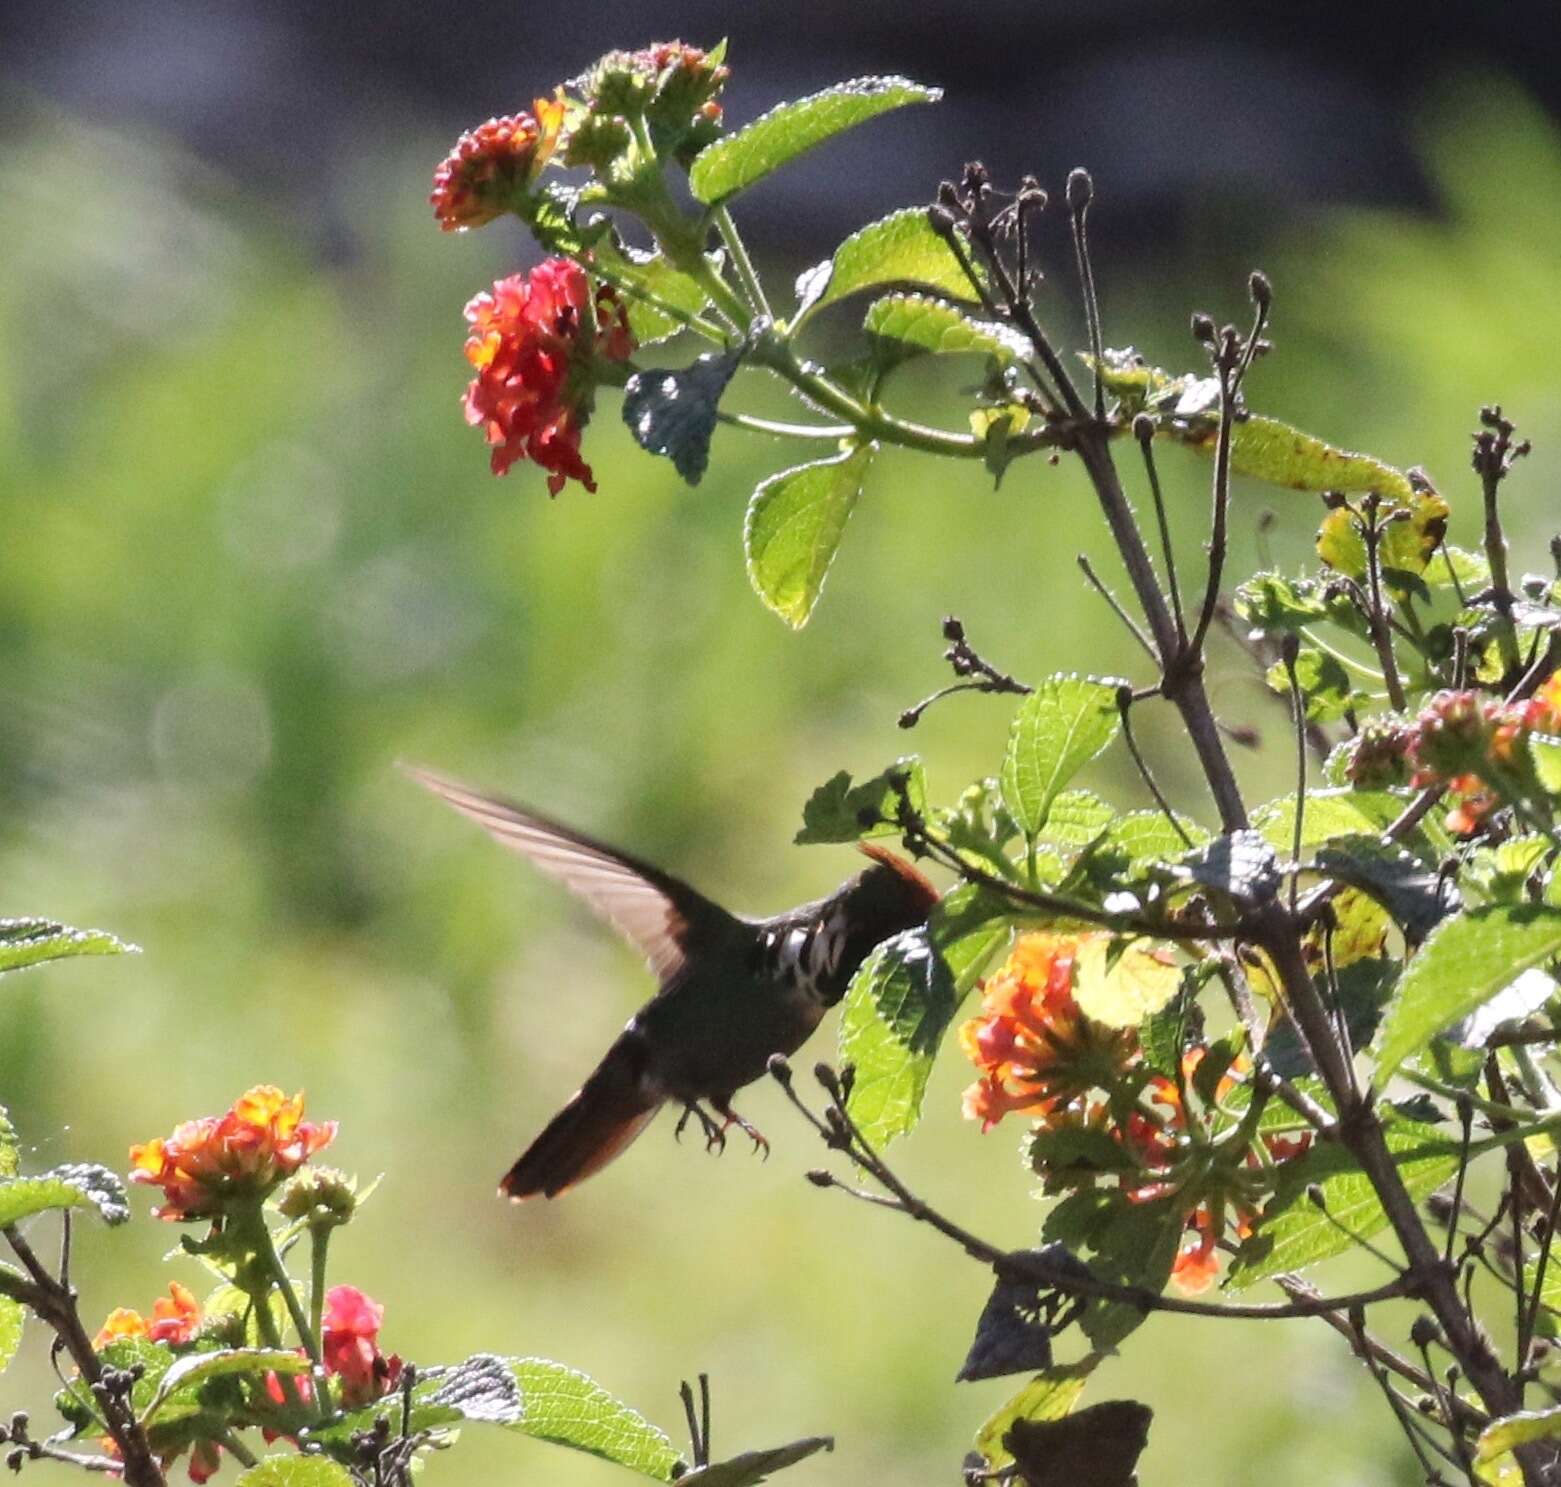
[958,933,1137,1131]
[93,1281,202,1350]
[130,1086,336,1221]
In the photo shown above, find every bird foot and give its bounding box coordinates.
[676,1102,727,1154]
[715,1102,770,1160]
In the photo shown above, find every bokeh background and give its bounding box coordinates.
[3,4,1561,1484]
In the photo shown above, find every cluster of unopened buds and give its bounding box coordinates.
[89,1088,398,1482]
[429,42,729,494]
[959,934,1312,1292]
[1349,675,1561,834]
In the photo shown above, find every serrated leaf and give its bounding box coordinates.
[863,294,1028,365]
[0,1295,22,1374]
[1000,677,1122,841]
[1372,905,1561,1089]
[1227,1115,1460,1285]
[1036,792,1116,852]
[794,757,924,844]
[1177,830,1280,904]
[791,208,978,329]
[744,445,875,628]
[690,77,941,204]
[621,352,739,484]
[423,1352,523,1423]
[1313,834,1458,942]
[1251,788,1409,855]
[141,1349,310,1427]
[1227,417,1412,499]
[233,1462,357,1487]
[0,918,137,976]
[506,1358,684,1480]
[677,1438,833,1486]
[839,890,1009,1146]
[1429,545,1490,590]
[0,1165,129,1227]
[1265,648,1357,723]
[1070,939,1179,1027]
[1454,968,1557,1049]
[973,1360,1100,1469]
[1233,572,1329,635]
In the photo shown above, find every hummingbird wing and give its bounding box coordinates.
[402,766,736,981]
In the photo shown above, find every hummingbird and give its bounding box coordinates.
[405,767,940,1200]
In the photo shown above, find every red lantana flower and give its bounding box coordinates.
[323,1285,401,1407]
[461,259,633,492]
[130,1086,336,1221]
[430,95,565,232]
[958,933,1137,1131]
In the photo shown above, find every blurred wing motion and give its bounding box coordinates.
[401,764,734,980]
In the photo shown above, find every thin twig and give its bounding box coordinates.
[1079,555,1158,663]
[1117,688,1193,845]
[1135,415,1187,643]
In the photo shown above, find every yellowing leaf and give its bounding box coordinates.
[1072,939,1179,1027]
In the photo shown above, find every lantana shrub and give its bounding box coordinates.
[7,36,1561,1487]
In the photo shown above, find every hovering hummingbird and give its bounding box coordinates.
[405,767,940,1200]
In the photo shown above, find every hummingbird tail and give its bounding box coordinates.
[500,1035,664,1200]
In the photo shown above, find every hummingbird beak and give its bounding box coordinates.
[857,841,940,910]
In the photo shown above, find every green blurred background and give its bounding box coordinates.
[3,14,1561,1484]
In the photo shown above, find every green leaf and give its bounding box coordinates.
[0,1294,22,1375]
[1000,677,1123,840]
[591,238,711,346]
[0,918,137,976]
[1475,1409,1561,1485]
[677,1438,833,1485]
[506,1358,684,1480]
[1265,648,1357,723]
[791,208,979,329]
[862,294,1028,364]
[0,1164,129,1227]
[1232,572,1329,635]
[141,1349,310,1427]
[233,1462,357,1487]
[1251,788,1409,855]
[1316,486,1451,580]
[839,890,1009,1146]
[690,77,941,204]
[1228,1115,1460,1285]
[1265,959,1398,1081]
[621,352,740,485]
[1037,791,1117,853]
[1223,416,1413,500]
[973,1361,1099,1470]
[1372,905,1561,1088]
[795,758,925,844]
[744,445,875,628]
[1532,733,1561,796]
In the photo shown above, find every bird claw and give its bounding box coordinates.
[715,1103,770,1160]
[677,1102,727,1154]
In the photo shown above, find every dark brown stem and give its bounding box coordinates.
[2,1225,164,1487]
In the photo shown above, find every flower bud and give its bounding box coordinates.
[277,1165,359,1228]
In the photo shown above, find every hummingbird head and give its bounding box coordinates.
[843,842,941,943]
